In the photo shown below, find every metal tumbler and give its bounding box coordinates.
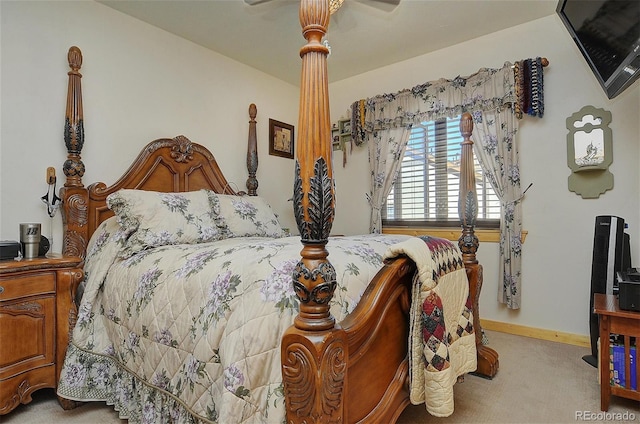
[20,223,41,259]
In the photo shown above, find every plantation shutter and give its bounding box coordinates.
[383,115,500,226]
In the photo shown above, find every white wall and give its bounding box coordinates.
[0,0,300,250]
[328,15,640,337]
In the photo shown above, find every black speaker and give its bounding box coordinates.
[583,215,628,367]
[38,235,50,257]
[622,232,632,272]
[619,281,640,312]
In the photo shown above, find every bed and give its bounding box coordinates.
[56,1,498,423]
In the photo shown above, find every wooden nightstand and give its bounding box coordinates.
[0,254,82,415]
[594,293,640,411]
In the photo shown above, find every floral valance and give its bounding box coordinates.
[350,58,546,146]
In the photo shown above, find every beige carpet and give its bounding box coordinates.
[398,331,639,423]
[3,331,638,424]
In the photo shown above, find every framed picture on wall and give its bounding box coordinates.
[269,119,294,159]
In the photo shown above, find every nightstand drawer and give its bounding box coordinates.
[0,256,82,415]
[0,272,55,301]
[0,295,55,378]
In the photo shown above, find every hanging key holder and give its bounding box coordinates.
[42,167,62,218]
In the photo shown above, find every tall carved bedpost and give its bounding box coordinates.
[457,112,499,379]
[60,46,89,258]
[282,0,345,422]
[246,103,258,195]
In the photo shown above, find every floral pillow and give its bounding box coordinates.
[210,194,284,238]
[107,189,227,258]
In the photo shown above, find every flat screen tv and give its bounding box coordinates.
[556,0,640,99]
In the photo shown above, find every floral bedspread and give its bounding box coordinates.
[57,217,411,423]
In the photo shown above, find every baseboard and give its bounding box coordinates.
[480,319,590,348]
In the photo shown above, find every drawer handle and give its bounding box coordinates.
[0,286,3,294]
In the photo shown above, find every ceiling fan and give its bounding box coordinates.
[244,0,401,15]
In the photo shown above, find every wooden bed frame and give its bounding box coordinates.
[59,1,498,422]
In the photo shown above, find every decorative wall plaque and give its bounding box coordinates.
[566,105,613,199]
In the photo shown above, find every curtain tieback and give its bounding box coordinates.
[365,193,382,209]
[501,182,533,208]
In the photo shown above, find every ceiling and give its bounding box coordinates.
[98,0,559,86]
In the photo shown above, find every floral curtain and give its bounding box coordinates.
[471,108,524,309]
[359,63,529,309]
[366,126,412,233]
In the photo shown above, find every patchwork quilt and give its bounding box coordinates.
[57,218,475,423]
[384,236,477,417]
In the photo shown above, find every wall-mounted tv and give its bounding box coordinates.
[556,0,640,99]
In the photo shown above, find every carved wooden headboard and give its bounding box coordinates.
[59,47,259,258]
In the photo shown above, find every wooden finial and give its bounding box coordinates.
[67,46,83,73]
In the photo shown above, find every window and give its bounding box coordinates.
[382,115,500,228]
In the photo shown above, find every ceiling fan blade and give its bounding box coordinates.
[329,5,358,32]
[244,0,274,5]
[356,0,401,12]
[246,0,400,13]
[243,0,293,22]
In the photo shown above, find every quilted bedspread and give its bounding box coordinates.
[57,217,411,423]
[57,218,475,423]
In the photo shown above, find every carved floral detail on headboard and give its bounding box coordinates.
[170,135,194,163]
[64,194,88,226]
[61,193,88,258]
[63,231,87,259]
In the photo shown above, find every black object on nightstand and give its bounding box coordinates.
[0,241,20,260]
